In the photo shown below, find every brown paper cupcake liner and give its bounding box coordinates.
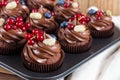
[91,24,114,38]
[0,42,25,55]
[60,37,92,53]
[22,50,65,72]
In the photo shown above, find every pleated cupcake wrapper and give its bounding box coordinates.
[0,42,25,55]
[22,50,65,72]
[90,23,114,38]
[60,37,92,54]
[91,27,114,38]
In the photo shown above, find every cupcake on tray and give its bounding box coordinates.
[0,16,31,55]
[0,0,30,19]
[26,0,56,11]
[22,29,64,72]
[26,6,58,34]
[57,14,92,53]
[54,0,81,24]
[86,6,114,38]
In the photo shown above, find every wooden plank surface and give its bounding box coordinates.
[76,0,120,15]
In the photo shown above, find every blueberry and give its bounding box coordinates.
[51,34,57,40]
[60,21,68,28]
[20,0,26,5]
[89,9,97,15]
[64,21,68,26]
[44,12,51,19]
[57,0,64,5]
[60,22,65,28]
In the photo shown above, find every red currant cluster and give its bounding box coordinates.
[0,0,7,7]
[96,10,104,20]
[25,29,44,45]
[66,14,90,30]
[4,16,31,31]
[0,0,19,7]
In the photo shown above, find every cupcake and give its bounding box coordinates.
[54,0,81,24]
[26,6,58,34]
[26,0,56,11]
[86,6,114,38]
[57,14,92,53]
[22,29,64,72]
[0,16,30,55]
[0,0,30,19]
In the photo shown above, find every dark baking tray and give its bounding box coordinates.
[0,27,120,80]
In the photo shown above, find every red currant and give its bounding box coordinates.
[24,22,31,30]
[32,29,39,35]
[36,33,44,42]
[39,30,44,35]
[74,14,81,19]
[97,11,104,17]
[2,1,7,6]
[7,18,15,25]
[67,24,74,30]
[32,9,38,13]
[12,25,17,30]
[20,26,26,31]
[79,18,86,24]
[4,24,11,31]
[69,17,74,22]
[64,3,69,8]
[51,12,55,16]
[16,21,23,28]
[28,39,35,45]
[15,0,19,4]
[96,16,101,20]
[25,33,32,40]
[85,17,90,23]
[17,16,23,22]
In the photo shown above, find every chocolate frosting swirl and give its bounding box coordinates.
[87,13,114,31]
[23,34,62,64]
[54,4,81,22]
[58,28,91,44]
[0,0,30,19]
[27,7,58,33]
[0,27,26,45]
[26,0,56,11]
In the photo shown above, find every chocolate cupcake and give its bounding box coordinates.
[0,0,30,19]
[0,17,30,55]
[86,7,114,38]
[54,0,81,24]
[22,29,64,72]
[26,6,58,34]
[26,0,56,11]
[57,14,92,53]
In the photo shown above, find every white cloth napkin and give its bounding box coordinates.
[64,16,120,80]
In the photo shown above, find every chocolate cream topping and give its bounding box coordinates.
[0,0,30,19]
[87,13,114,31]
[58,19,91,44]
[23,33,62,64]
[26,0,56,11]
[58,28,91,44]
[0,27,26,45]
[54,3,81,21]
[27,7,58,33]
